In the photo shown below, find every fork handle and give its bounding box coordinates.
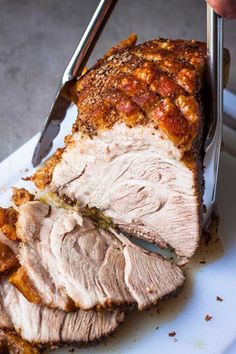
[62,0,117,83]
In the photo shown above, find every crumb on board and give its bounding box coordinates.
[174,338,178,342]
[156,326,159,330]
[203,231,212,246]
[205,314,212,322]
[168,331,176,337]
[199,260,206,264]
[216,296,223,302]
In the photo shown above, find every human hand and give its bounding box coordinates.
[207,0,236,18]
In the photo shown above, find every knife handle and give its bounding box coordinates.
[62,0,117,83]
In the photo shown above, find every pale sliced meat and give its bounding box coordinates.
[17,201,185,311]
[99,245,133,306]
[0,283,39,353]
[17,202,74,311]
[18,243,72,310]
[49,217,110,309]
[51,124,201,258]
[16,201,49,242]
[123,243,183,308]
[0,279,124,347]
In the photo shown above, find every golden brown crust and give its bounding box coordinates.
[72,36,207,148]
[8,267,43,305]
[0,207,18,241]
[0,241,18,274]
[27,148,64,190]
[0,329,41,354]
[11,188,35,207]
[104,33,138,58]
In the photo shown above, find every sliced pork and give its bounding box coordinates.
[13,201,184,311]
[0,204,125,351]
[31,36,230,258]
[0,281,40,353]
[0,278,124,350]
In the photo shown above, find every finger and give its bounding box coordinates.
[207,0,236,19]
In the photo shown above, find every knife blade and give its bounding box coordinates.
[32,94,70,167]
[32,0,117,167]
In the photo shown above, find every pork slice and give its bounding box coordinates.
[123,241,183,309]
[16,201,185,311]
[0,283,40,354]
[18,202,110,310]
[16,201,50,242]
[17,202,74,311]
[49,215,112,309]
[98,240,134,306]
[0,279,124,347]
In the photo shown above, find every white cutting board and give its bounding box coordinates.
[1,94,236,354]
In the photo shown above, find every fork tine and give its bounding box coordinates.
[203,5,223,225]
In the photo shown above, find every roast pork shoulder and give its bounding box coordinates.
[31,35,230,258]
